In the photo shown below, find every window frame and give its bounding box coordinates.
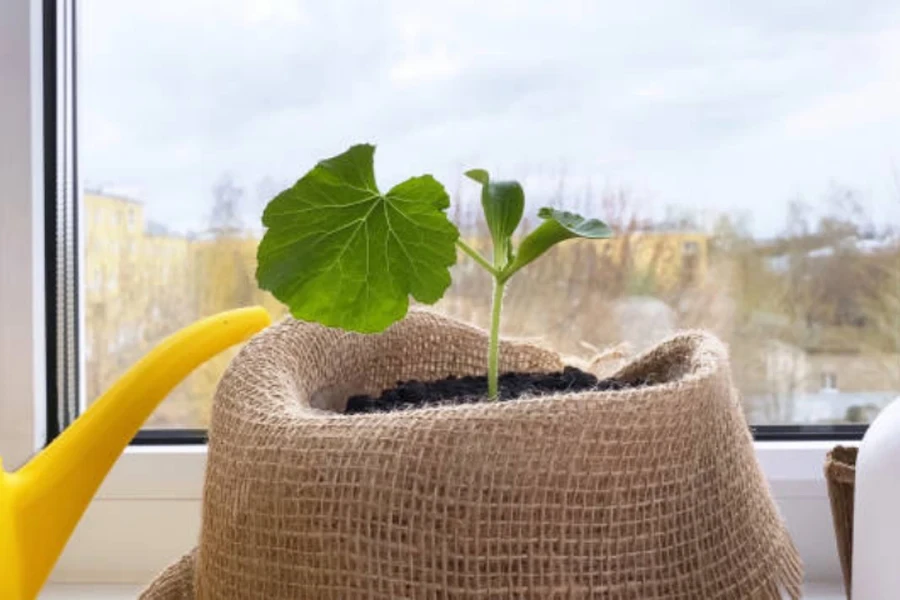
[0,0,55,470]
[0,0,868,589]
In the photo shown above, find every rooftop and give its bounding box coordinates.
[83,187,143,206]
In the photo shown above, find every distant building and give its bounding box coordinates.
[615,231,711,289]
[83,191,191,305]
[83,192,195,411]
[82,192,282,424]
[740,337,900,424]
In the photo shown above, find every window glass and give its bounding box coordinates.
[81,1,900,428]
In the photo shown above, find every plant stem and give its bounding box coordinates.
[456,239,497,276]
[487,275,506,400]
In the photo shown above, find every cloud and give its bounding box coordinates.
[79,0,900,235]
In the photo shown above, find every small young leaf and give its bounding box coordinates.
[537,207,612,238]
[503,207,611,280]
[466,168,525,265]
[464,169,490,185]
[256,144,460,333]
[484,181,525,242]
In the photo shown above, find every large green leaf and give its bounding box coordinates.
[503,207,611,280]
[256,144,460,333]
[464,168,524,267]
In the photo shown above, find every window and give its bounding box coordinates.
[90,266,102,292]
[75,1,900,434]
[821,371,838,392]
[0,0,885,590]
[105,271,117,292]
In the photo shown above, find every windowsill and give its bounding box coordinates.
[41,584,142,599]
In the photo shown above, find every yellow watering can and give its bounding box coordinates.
[0,306,271,599]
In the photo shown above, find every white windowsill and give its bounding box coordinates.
[41,584,142,599]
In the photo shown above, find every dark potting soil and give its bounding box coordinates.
[344,366,639,415]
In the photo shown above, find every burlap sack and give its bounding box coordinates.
[142,309,802,599]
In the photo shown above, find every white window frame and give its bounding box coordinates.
[0,0,47,471]
[0,1,845,593]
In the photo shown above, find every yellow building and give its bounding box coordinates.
[601,231,711,290]
[83,192,142,302]
[83,192,194,415]
[83,191,283,425]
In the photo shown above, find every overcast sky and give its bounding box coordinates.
[79,0,900,237]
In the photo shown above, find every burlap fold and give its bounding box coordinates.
[141,549,196,600]
[142,309,801,599]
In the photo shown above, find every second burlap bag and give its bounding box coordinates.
[142,309,802,599]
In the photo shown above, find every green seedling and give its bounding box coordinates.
[256,143,611,399]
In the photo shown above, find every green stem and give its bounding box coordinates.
[456,239,498,276]
[487,276,506,400]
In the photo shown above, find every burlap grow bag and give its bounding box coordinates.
[142,310,802,599]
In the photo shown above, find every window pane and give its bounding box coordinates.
[80,1,900,428]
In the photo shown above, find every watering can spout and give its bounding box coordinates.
[0,307,271,599]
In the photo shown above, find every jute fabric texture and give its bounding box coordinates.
[142,309,802,599]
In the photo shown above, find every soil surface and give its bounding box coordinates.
[344,366,638,415]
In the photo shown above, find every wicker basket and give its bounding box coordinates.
[825,445,858,598]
